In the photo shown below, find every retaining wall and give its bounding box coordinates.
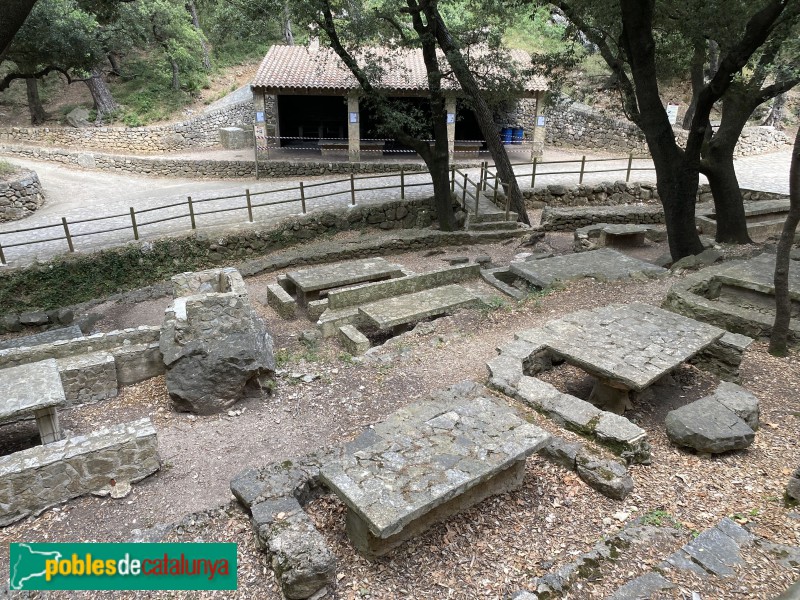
[0,168,44,222]
[0,418,160,526]
[546,101,790,157]
[0,101,254,154]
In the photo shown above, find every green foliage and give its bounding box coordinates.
[639,509,680,527]
[0,160,19,178]
[113,56,196,124]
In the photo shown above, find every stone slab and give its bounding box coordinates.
[358,284,481,330]
[327,263,480,309]
[608,572,675,599]
[338,325,370,356]
[509,248,665,288]
[0,359,66,421]
[0,325,84,351]
[711,382,760,430]
[287,258,404,295]
[516,303,724,391]
[666,397,755,453]
[319,392,550,554]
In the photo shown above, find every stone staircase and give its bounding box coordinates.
[512,517,800,599]
[465,190,520,232]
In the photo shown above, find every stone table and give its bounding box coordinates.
[0,359,67,444]
[358,284,481,331]
[517,302,725,413]
[320,392,550,558]
[286,257,405,305]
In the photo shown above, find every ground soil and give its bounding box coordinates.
[0,231,798,598]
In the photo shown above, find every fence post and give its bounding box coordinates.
[350,173,356,205]
[400,167,405,200]
[530,157,537,189]
[579,155,586,184]
[0,242,5,266]
[300,181,306,214]
[474,178,479,216]
[245,189,254,222]
[450,167,455,192]
[493,175,500,203]
[187,196,196,229]
[462,172,468,205]
[62,217,74,253]
[478,162,484,191]
[626,153,633,182]
[130,207,139,240]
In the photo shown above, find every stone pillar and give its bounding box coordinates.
[446,96,456,161]
[35,406,62,444]
[347,93,360,162]
[530,91,546,159]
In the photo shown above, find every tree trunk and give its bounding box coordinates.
[25,76,46,125]
[186,1,211,70]
[85,67,118,121]
[701,87,753,243]
[424,2,530,226]
[769,127,800,355]
[762,92,786,128]
[170,58,180,90]
[682,42,706,130]
[619,0,703,259]
[107,52,122,76]
[284,2,294,46]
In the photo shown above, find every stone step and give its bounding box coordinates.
[469,220,519,231]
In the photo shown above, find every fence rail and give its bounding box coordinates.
[0,154,653,265]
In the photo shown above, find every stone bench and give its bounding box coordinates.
[0,417,160,526]
[266,283,297,319]
[358,284,483,331]
[319,382,550,557]
[286,257,406,306]
[318,139,349,156]
[57,352,118,406]
[338,325,370,355]
[0,359,66,444]
[454,140,483,158]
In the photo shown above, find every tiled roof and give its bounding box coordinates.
[252,45,547,94]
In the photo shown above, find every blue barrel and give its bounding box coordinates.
[512,127,524,144]
[500,127,512,144]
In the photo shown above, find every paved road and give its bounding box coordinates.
[0,147,790,267]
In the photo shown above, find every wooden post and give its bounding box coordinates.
[188,196,196,229]
[245,189,254,222]
[462,172,468,205]
[0,242,6,266]
[450,166,455,192]
[474,178,479,216]
[62,217,74,252]
[350,173,356,205]
[493,175,499,202]
[130,207,139,240]
[579,155,586,184]
[530,157,537,189]
[400,167,405,200]
[300,181,306,214]
[626,153,633,182]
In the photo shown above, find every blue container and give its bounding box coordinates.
[512,127,524,144]
[500,127,512,144]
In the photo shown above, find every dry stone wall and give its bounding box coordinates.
[0,169,44,222]
[0,418,159,526]
[0,100,254,154]
[546,101,790,157]
[0,144,429,179]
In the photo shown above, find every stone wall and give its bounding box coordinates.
[539,204,665,231]
[0,144,430,179]
[546,101,790,157]
[0,100,254,154]
[0,326,160,369]
[0,418,160,526]
[524,181,660,208]
[0,168,44,222]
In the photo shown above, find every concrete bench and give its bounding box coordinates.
[358,284,483,330]
[320,383,550,557]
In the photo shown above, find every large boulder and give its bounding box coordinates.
[65,107,91,128]
[160,270,275,415]
[666,397,755,454]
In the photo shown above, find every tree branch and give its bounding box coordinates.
[0,65,72,92]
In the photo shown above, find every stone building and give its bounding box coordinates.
[251,44,547,161]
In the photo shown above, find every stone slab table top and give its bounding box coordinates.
[0,359,66,422]
[319,394,550,540]
[286,258,405,295]
[714,252,800,298]
[510,248,666,288]
[516,302,725,391]
[357,284,480,330]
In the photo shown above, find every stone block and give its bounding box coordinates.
[267,283,297,319]
[19,311,49,326]
[0,418,159,526]
[711,382,760,430]
[251,497,336,599]
[608,572,675,599]
[0,325,84,351]
[307,299,328,321]
[666,397,755,453]
[539,436,582,470]
[593,412,651,465]
[576,447,633,500]
[219,127,253,150]
[338,325,370,356]
[57,352,118,405]
[112,342,164,386]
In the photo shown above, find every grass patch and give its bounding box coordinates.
[0,160,19,178]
